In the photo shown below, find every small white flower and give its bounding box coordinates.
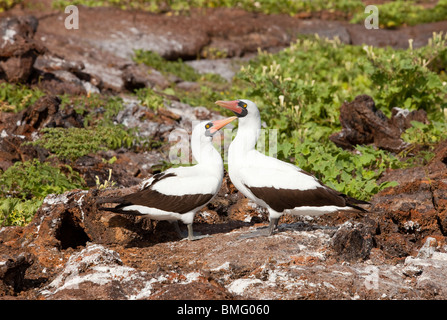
[279,95,285,107]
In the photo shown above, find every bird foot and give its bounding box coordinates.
[178,231,210,241]
[186,233,211,241]
[181,224,210,241]
[237,218,278,240]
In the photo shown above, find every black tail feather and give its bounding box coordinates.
[347,203,369,212]
[96,196,145,215]
[96,196,124,205]
[344,195,370,212]
[97,205,146,216]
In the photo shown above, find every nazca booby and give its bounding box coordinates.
[215,99,368,237]
[97,116,236,240]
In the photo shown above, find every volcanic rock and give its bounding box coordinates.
[0,94,84,138]
[0,252,34,295]
[0,94,85,170]
[331,220,377,262]
[0,15,44,83]
[329,94,428,153]
[370,139,447,261]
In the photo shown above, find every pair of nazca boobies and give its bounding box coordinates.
[97,100,368,240]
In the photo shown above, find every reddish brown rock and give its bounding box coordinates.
[0,252,34,295]
[369,140,447,261]
[331,220,377,262]
[0,95,84,137]
[329,94,428,153]
[0,16,45,83]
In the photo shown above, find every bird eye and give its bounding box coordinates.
[238,101,247,109]
[205,123,211,129]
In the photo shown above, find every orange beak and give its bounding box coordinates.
[215,100,243,115]
[208,116,237,135]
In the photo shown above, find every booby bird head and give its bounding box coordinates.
[204,116,237,137]
[215,99,259,120]
[192,116,237,144]
[191,116,236,163]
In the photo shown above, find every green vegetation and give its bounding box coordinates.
[58,93,126,127]
[144,33,443,201]
[133,49,229,110]
[402,120,447,146]
[359,37,447,117]
[52,0,447,29]
[133,49,201,82]
[352,0,447,29]
[0,159,85,226]
[28,126,136,161]
[0,83,45,112]
[133,49,230,110]
[0,0,22,12]
[52,0,364,15]
[0,89,143,226]
[295,143,400,200]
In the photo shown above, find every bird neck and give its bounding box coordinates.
[231,116,261,154]
[191,139,223,169]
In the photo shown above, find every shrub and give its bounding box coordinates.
[0,159,85,226]
[29,126,136,161]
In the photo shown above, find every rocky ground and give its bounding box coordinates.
[1,2,447,300]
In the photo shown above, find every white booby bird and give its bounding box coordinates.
[215,99,368,237]
[97,116,237,240]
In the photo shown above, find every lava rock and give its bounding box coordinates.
[0,16,45,83]
[11,95,84,137]
[331,220,377,262]
[329,94,428,153]
[0,252,34,295]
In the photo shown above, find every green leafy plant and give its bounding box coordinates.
[133,49,230,110]
[0,159,85,226]
[133,49,200,82]
[0,83,45,112]
[402,120,447,147]
[0,159,84,199]
[363,43,447,118]
[135,87,165,111]
[352,0,447,29]
[284,140,400,201]
[59,93,126,127]
[0,198,42,227]
[29,125,136,161]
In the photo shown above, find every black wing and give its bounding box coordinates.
[97,172,214,214]
[245,184,368,213]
